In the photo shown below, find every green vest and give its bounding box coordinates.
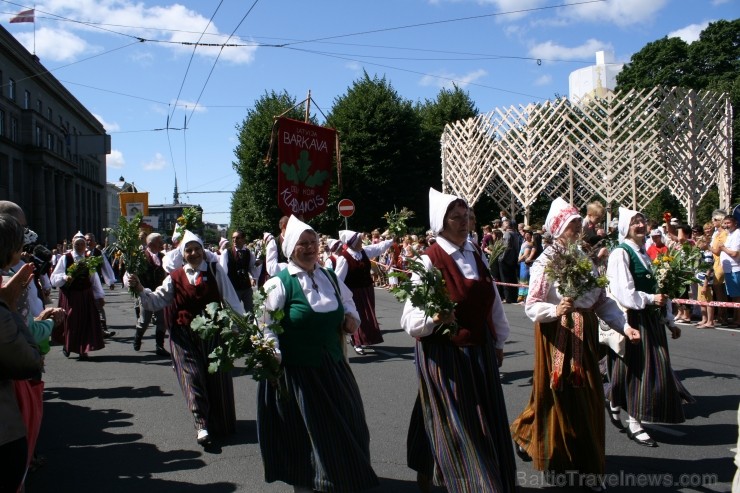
[276,268,345,367]
[617,243,657,294]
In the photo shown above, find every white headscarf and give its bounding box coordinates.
[544,198,581,239]
[72,231,85,245]
[283,215,314,259]
[179,230,203,255]
[328,238,342,253]
[618,206,643,243]
[429,187,463,234]
[338,230,359,248]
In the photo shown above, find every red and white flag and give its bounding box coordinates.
[10,9,35,23]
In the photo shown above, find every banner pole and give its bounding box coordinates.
[305,90,311,123]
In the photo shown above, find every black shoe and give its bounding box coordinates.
[353,346,365,355]
[605,401,625,430]
[62,348,70,358]
[103,329,116,338]
[626,428,657,447]
[515,443,531,462]
[133,328,144,351]
[155,345,170,357]
[78,353,89,361]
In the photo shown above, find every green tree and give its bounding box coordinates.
[416,85,479,223]
[231,91,306,239]
[319,72,423,233]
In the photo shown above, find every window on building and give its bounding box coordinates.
[10,117,18,142]
[47,107,52,121]
[8,79,15,100]
[24,90,30,109]
[35,125,42,146]
[0,109,4,137]
[47,132,54,150]
[37,99,42,113]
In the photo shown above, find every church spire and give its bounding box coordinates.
[173,177,180,204]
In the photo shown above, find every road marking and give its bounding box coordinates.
[715,327,740,333]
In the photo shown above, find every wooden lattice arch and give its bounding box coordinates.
[441,87,733,223]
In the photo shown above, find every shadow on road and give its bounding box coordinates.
[27,399,231,492]
[45,385,173,401]
[682,393,740,419]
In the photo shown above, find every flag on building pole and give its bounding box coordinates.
[10,9,35,23]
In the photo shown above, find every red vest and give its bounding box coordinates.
[341,250,373,289]
[425,242,496,346]
[170,263,221,327]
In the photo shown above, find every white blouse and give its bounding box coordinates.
[261,261,361,354]
[606,239,656,310]
[134,260,245,316]
[399,236,511,349]
[334,239,394,281]
[525,245,628,332]
[50,252,105,300]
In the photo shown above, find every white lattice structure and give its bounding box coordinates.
[441,87,733,224]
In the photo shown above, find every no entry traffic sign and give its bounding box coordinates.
[338,199,355,217]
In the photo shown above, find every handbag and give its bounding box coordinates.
[598,320,626,358]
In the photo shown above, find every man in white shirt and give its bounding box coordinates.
[715,215,740,326]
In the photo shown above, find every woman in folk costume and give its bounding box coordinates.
[401,188,516,493]
[322,238,342,271]
[127,230,244,447]
[334,230,393,354]
[50,231,106,360]
[510,198,640,492]
[605,207,694,447]
[258,215,379,493]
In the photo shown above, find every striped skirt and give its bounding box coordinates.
[169,325,236,436]
[257,352,379,492]
[350,286,383,346]
[510,313,605,475]
[408,336,517,493]
[608,308,694,423]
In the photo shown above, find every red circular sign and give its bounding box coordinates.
[337,198,355,217]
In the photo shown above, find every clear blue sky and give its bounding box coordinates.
[4,0,737,227]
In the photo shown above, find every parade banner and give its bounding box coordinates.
[119,192,149,217]
[276,117,336,219]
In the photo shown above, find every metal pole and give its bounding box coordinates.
[305,90,311,123]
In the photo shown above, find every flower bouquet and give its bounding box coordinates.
[109,213,149,296]
[66,255,103,281]
[544,241,608,299]
[652,242,702,299]
[389,254,458,336]
[486,238,507,270]
[175,207,203,237]
[190,288,286,396]
[383,207,415,239]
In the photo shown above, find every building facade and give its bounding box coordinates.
[0,25,110,245]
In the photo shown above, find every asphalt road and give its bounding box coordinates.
[25,286,738,493]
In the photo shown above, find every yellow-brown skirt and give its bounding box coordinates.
[510,312,605,475]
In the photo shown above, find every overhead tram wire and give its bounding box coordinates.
[273,0,607,47]
[184,0,262,129]
[168,1,225,195]
[285,46,547,100]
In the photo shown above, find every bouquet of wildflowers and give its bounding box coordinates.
[108,213,148,296]
[66,255,103,281]
[175,207,203,237]
[383,207,415,239]
[652,243,702,299]
[486,239,507,270]
[389,254,458,336]
[190,288,285,396]
[544,241,608,299]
